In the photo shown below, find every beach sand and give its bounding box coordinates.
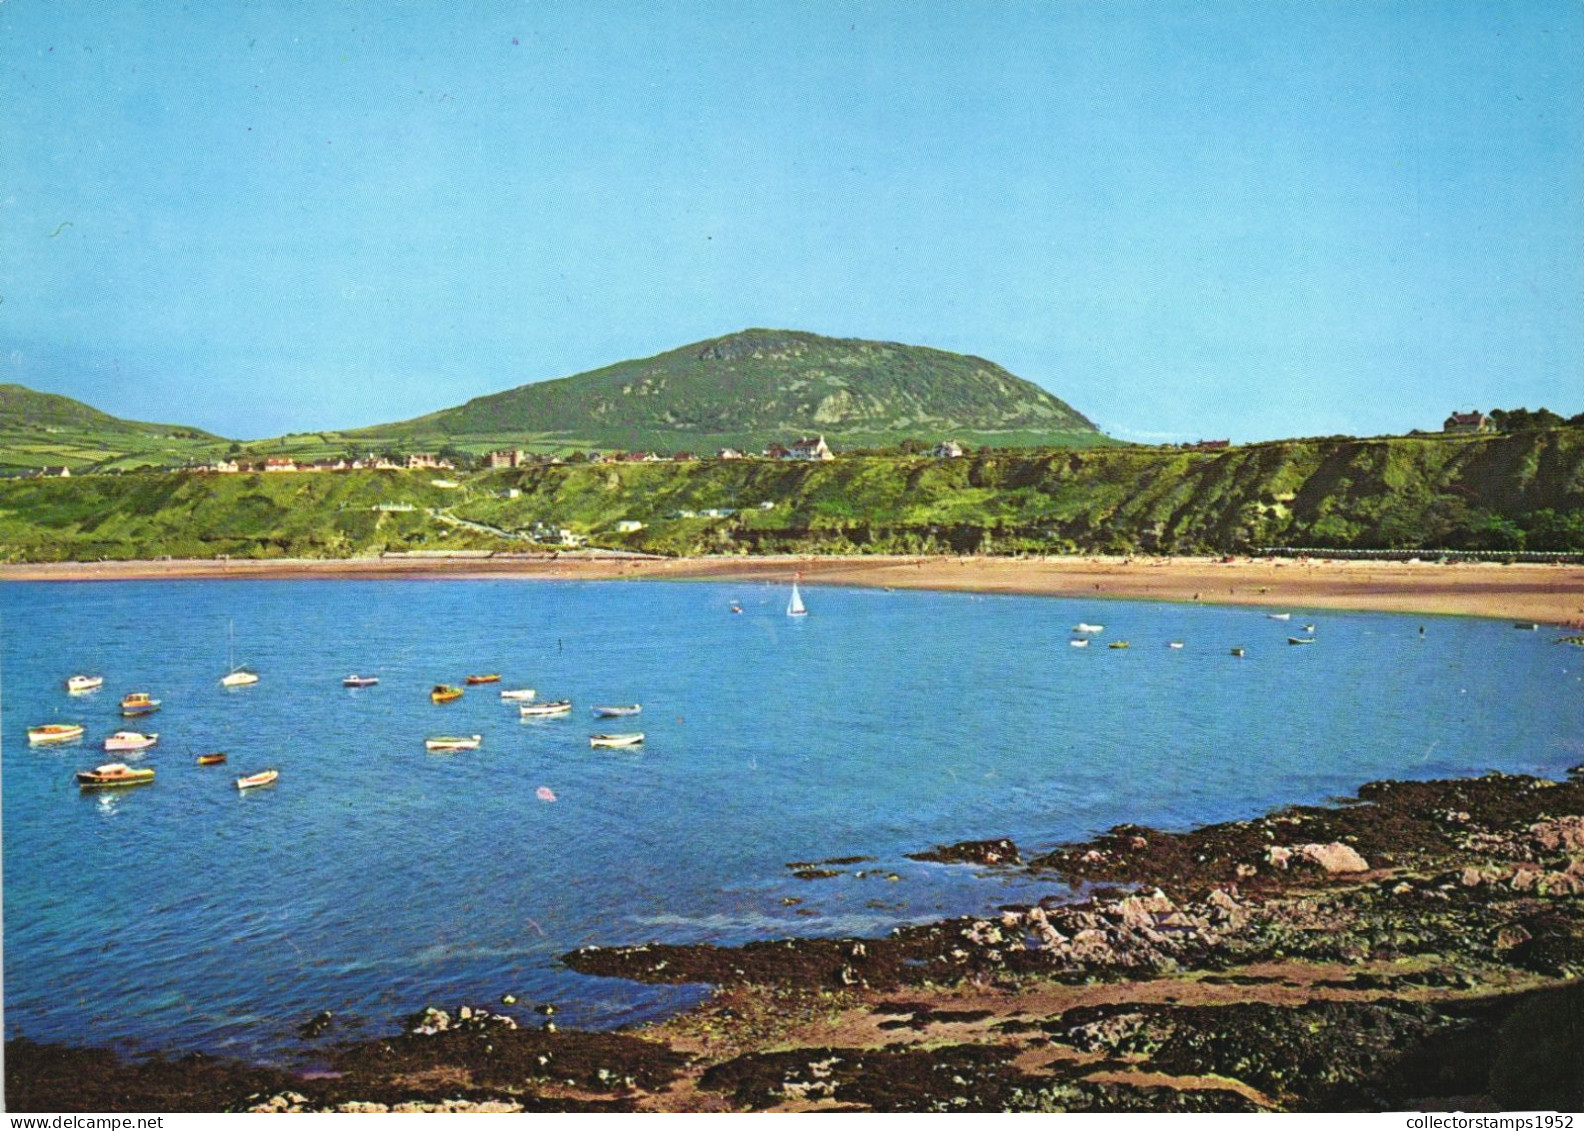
[4,554,1582,624]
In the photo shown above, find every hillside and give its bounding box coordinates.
[2,429,1579,562]
[346,329,1105,453]
[0,384,224,473]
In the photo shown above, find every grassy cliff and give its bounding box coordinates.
[1,430,1580,563]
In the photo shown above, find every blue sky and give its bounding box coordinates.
[2,1,1580,442]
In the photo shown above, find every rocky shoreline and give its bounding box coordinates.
[7,768,1583,1112]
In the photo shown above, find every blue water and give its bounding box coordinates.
[3,579,1580,1063]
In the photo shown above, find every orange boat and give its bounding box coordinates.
[431,684,464,703]
[465,674,501,685]
[196,753,228,766]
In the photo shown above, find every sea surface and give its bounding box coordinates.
[3,578,1580,1063]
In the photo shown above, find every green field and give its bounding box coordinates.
[2,429,1579,562]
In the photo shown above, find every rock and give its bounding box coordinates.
[908,838,1021,866]
[1530,816,1584,853]
[298,1010,334,1039]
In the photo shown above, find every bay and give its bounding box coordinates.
[2,578,1578,1063]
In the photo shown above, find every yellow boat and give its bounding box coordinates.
[1107,641,1130,650]
[77,762,155,788]
[196,753,228,766]
[120,692,161,716]
[431,684,464,703]
[29,723,86,744]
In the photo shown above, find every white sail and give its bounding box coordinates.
[787,580,807,616]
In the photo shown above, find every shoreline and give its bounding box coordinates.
[7,765,1582,1112]
[4,553,1583,624]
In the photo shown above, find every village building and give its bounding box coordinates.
[933,440,965,458]
[487,449,526,469]
[1443,411,1492,434]
[786,436,834,461]
[263,457,298,472]
[716,448,745,460]
[1185,439,1231,452]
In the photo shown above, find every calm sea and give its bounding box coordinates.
[2,578,1579,1063]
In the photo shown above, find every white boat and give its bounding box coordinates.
[426,734,482,752]
[104,731,158,752]
[500,688,536,701]
[592,704,641,717]
[342,674,379,688]
[1166,641,1184,649]
[221,621,259,686]
[1072,623,1104,634]
[236,769,279,790]
[65,674,104,693]
[1266,613,1291,621]
[1287,636,1315,646]
[787,579,807,617]
[590,732,644,748]
[1069,638,1089,648]
[520,699,572,717]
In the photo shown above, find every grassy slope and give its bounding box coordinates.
[0,384,226,472]
[1,430,1580,562]
[342,329,1103,453]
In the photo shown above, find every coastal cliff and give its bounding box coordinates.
[1,429,1581,562]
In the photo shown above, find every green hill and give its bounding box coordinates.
[346,329,1105,454]
[0,384,224,473]
[2,429,1579,562]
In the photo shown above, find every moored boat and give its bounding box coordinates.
[65,674,104,693]
[1072,623,1104,634]
[431,684,464,704]
[119,692,161,716]
[1166,641,1184,649]
[590,732,644,748]
[465,674,501,685]
[196,753,228,765]
[1231,647,1246,657]
[425,734,482,752]
[104,731,158,752]
[342,674,380,688]
[220,620,259,686]
[1069,638,1089,648]
[1107,641,1130,650]
[520,699,572,717]
[1267,613,1291,621]
[76,762,155,789]
[1287,636,1315,646]
[499,688,536,701]
[29,723,85,744]
[236,769,279,790]
[1514,622,1539,631]
[591,704,641,717]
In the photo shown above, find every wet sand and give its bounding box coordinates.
[4,553,1583,624]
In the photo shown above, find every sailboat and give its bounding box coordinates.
[786,578,808,617]
[221,621,259,687]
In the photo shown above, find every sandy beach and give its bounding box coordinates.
[3,553,1582,625]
